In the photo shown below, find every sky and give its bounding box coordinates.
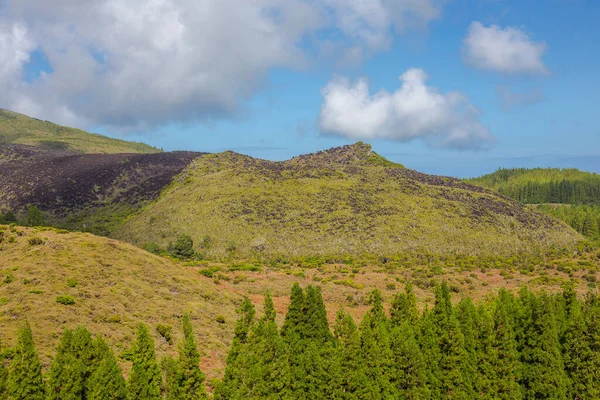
[1,0,599,177]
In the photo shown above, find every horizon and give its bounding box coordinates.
[1,0,599,177]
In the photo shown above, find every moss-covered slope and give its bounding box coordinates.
[115,143,581,258]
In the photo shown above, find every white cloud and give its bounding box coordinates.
[463,21,548,74]
[496,85,543,111]
[0,0,447,131]
[319,68,494,150]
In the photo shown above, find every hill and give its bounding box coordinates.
[0,145,203,235]
[0,108,159,154]
[114,143,581,259]
[468,167,600,205]
[0,225,240,377]
[469,168,600,238]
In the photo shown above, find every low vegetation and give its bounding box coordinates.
[0,108,159,154]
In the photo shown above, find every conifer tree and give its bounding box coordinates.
[563,295,600,399]
[389,320,430,399]
[128,324,162,400]
[519,292,567,399]
[491,291,521,399]
[417,307,442,399]
[455,298,479,393]
[333,309,367,398]
[47,329,85,400]
[432,282,474,399]
[178,314,207,399]
[88,339,127,400]
[359,290,397,398]
[390,282,419,326]
[7,322,46,400]
[280,283,305,340]
[215,297,256,399]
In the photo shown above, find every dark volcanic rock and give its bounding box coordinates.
[0,144,203,216]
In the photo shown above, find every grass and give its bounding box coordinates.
[115,143,581,259]
[0,225,240,379]
[0,108,159,154]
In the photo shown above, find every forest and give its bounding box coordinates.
[1,282,599,399]
[535,204,600,239]
[469,168,600,206]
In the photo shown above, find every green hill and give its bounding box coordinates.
[113,143,581,259]
[0,108,159,154]
[469,168,600,238]
[468,168,600,205]
[0,225,239,377]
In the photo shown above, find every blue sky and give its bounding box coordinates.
[1,0,599,177]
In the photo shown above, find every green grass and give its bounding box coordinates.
[0,225,240,377]
[115,144,581,259]
[0,108,159,154]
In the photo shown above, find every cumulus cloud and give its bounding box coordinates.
[496,85,543,111]
[0,0,447,131]
[319,68,494,150]
[462,22,548,74]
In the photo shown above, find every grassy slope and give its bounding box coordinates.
[0,108,159,154]
[115,143,581,259]
[0,225,240,377]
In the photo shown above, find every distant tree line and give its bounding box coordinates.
[470,168,600,206]
[2,283,600,399]
[0,206,46,227]
[537,204,600,239]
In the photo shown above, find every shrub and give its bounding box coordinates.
[156,324,173,344]
[143,242,163,255]
[29,290,44,294]
[56,295,75,305]
[216,315,226,324]
[0,297,7,306]
[226,240,237,253]
[26,205,46,227]
[67,279,78,288]
[169,234,195,259]
[385,283,396,291]
[4,273,14,284]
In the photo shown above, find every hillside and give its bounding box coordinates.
[0,108,159,154]
[469,168,600,238]
[469,167,600,205]
[114,143,581,259]
[0,225,240,377]
[0,145,203,235]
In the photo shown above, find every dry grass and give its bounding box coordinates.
[0,225,239,379]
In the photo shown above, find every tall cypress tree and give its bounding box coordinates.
[7,322,46,400]
[417,307,442,399]
[358,290,397,398]
[519,292,567,399]
[389,320,430,399]
[128,324,162,400]
[178,314,207,399]
[390,283,419,326]
[47,329,85,400]
[88,339,127,400]
[563,294,600,399]
[456,298,479,393]
[333,309,367,399]
[215,297,256,399]
[280,283,305,340]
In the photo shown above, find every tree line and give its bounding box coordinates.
[1,283,600,399]
[470,168,600,206]
[536,204,600,238]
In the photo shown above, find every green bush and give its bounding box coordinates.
[56,295,75,305]
[156,324,173,344]
[67,279,78,288]
[169,234,195,259]
[216,315,226,324]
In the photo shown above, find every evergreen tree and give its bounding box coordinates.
[417,307,442,399]
[215,297,256,399]
[178,314,207,399]
[26,205,45,227]
[128,324,162,400]
[519,292,568,399]
[333,309,367,398]
[389,321,430,399]
[162,356,184,400]
[358,290,397,398]
[390,282,419,326]
[88,340,127,400]
[280,283,304,340]
[47,329,85,400]
[563,295,600,399]
[455,298,479,393]
[7,322,46,400]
